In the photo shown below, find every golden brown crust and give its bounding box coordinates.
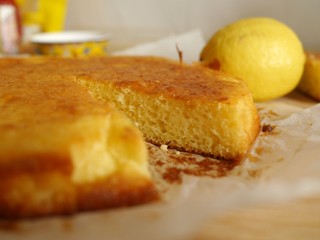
[78,57,250,103]
[0,171,157,219]
[1,56,249,103]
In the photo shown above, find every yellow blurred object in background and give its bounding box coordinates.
[16,0,67,32]
[36,41,109,57]
[297,52,320,101]
[31,31,110,57]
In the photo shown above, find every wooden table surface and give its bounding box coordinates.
[195,195,320,240]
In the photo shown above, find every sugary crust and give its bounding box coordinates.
[0,56,250,103]
[78,57,250,103]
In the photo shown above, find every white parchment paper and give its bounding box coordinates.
[113,29,205,64]
[1,30,320,240]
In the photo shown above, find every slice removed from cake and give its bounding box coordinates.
[74,56,260,160]
[0,59,157,218]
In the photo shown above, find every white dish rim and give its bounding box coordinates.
[31,31,110,44]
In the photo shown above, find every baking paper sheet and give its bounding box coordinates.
[113,29,205,64]
[1,30,320,240]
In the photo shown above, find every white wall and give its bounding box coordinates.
[65,0,320,51]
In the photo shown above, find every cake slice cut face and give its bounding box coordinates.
[75,56,261,161]
[0,59,157,218]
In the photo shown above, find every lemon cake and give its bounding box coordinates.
[297,52,320,100]
[0,56,260,218]
[73,56,261,160]
[0,58,157,218]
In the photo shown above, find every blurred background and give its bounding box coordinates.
[65,0,320,51]
[2,0,319,54]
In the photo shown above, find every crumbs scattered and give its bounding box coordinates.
[160,144,168,151]
[247,169,262,178]
[261,123,276,133]
[155,160,164,167]
[147,143,239,185]
[161,155,237,184]
[163,167,182,183]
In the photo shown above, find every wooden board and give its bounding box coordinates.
[195,195,320,240]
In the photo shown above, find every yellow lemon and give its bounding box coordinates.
[200,17,305,101]
[297,52,320,101]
